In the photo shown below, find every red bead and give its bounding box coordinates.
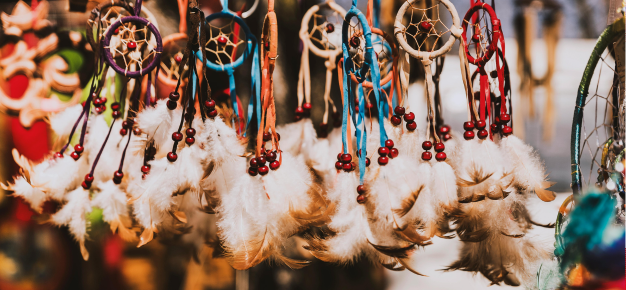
[205,99,215,108]
[141,165,150,173]
[295,107,304,115]
[325,23,335,33]
[54,152,63,158]
[406,121,417,131]
[476,120,487,130]
[133,128,141,135]
[385,139,394,149]
[169,92,180,101]
[443,133,452,141]
[172,132,183,142]
[357,185,366,194]
[74,144,84,153]
[114,27,120,34]
[112,111,121,118]
[439,125,450,134]
[422,141,432,150]
[174,54,182,63]
[120,128,128,136]
[391,115,402,126]
[434,142,445,152]
[404,112,415,122]
[435,152,447,161]
[463,130,475,140]
[335,161,343,170]
[100,97,107,104]
[356,194,366,204]
[390,148,399,158]
[84,174,94,183]
[419,21,433,32]
[95,106,104,114]
[500,114,511,123]
[350,162,356,171]
[266,151,277,162]
[185,137,195,145]
[349,36,360,48]
[471,33,481,43]
[378,147,389,156]
[249,159,259,168]
[477,129,489,139]
[127,41,137,50]
[186,128,196,137]
[263,132,271,141]
[366,103,374,110]
[378,156,389,165]
[490,124,499,133]
[463,121,475,130]
[258,165,269,175]
[341,154,352,163]
[421,151,432,161]
[167,100,177,110]
[303,103,312,110]
[342,162,352,171]
[167,152,178,162]
[270,160,280,170]
[256,156,266,166]
[502,126,513,136]
[208,110,218,118]
[93,97,102,105]
[276,133,281,141]
[114,171,124,179]
[217,35,228,45]
[394,106,405,116]
[337,153,343,161]
[81,181,90,189]
[248,167,258,176]
[111,102,121,111]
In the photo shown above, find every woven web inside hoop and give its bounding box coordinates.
[106,22,158,75]
[203,19,247,67]
[462,9,494,62]
[400,0,452,52]
[88,5,130,45]
[160,39,186,81]
[346,22,392,82]
[308,10,343,51]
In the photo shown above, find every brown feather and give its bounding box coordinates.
[395,258,427,276]
[457,166,494,187]
[110,219,138,242]
[137,227,154,248]
[534,186,556,202]
[394,222,433,246]
[201,161,215,181]
[199,188,220,214]
[273,253,310,269]
[368,240,415,259]
[228,228,272,270]
[381,260,406,271]
[289,183,335,227]
[169,210,188,223]
[79,241,89,261]
[392,185,424,217]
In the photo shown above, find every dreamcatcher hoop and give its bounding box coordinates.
[87,0,134,51]
[460,2,501,66]
[571,17,625,195]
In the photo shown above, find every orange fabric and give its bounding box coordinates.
[177,0,188,34]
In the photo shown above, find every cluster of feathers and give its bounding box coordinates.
[5,100,557,287]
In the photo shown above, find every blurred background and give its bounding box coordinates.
[0,0,621,289]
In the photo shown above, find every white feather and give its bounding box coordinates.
[49,104,83,139]
[5,176,46,212]
[50,187,92,260]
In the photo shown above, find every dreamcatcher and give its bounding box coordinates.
[5,0,163,260]
[0,1,91,127]
[514,0,562,141]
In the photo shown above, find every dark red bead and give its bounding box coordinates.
[389,148,399,158]
[167,152,178,162]
[349,36,360,48]
[93,97,102,105]
[357,185,366,194]
[256,156,266,166]
[141,165,150,173]
[394,106,405,116]
[248,167,258,176]
[419,21,433,32]
[472,33,481,43]
[366,103,374,110]
[127,41,137,50]
[95,106,105,114]
[356,194,366,204]
[122,121,129,129]
[217,35,228,45]
[385,139,394,149]
[434,142,445,152]
[500,114,511,123]
[341,154,352,163]
[350,162,356,171]
[263,132,271,141]
[111,102,121,111]
[404,112,415,122]
[378,156,389,165]
[276,133,281,141]
[91,92,98,99]
[476,120,487,129]
[84,174,94,183]
[463,121,475,130]
[325,23,335,33]
[81,181,90,189]
[174,55,182,63]
[295,107,304,115]
[169,92,180,101]
[258,166,269,175]
[365,157,371,167]
[337,153,343,161]
[186,128,196,137]
[303,103,312,110]
[294,115,302,122]
[74,144,84,153]
[443,133,452,141]
[172,132,183,141]
[435,152,447,161]
[335,161,343,170]
[406,121,417,131]
[502,126,513,136]
[114,27,119,34]
[463,130,475,140]
[112,111,121,118]
[120,128,128,136]
[266,151,277,162]
[208,110,218,118]
[270,161,280,170]
[250,158,259,168]
[439,125,450,134]
[391,115,402,126]
[167,100,177,110]
[422,141,432,150]
[114,171,124,179]
[378,147,389,156]
[205,99,215,108]
[185,137,195,145]
[421,151,432,161]
[133,128,141,135]
[342,162,352,171]
[54,152,63,158]
[490,124,499,133]
[477,129,489,139]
